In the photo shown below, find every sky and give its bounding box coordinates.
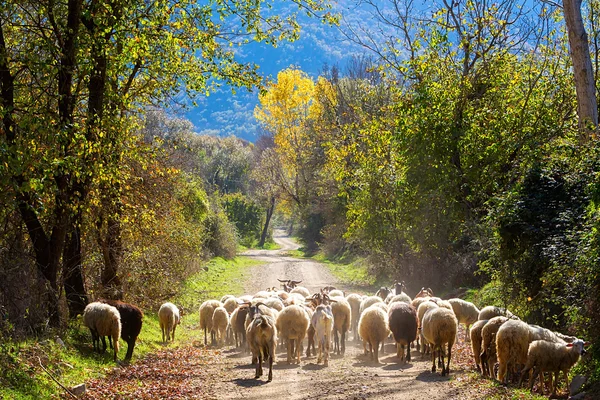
[184,1,372,142]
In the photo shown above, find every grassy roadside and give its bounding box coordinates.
[0,256,262,400]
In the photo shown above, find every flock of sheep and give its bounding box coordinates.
[81,280,589,397]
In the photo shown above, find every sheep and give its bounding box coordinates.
[302,305,316,357]
[211,306,229,346]
[276,290,290,301]
[519,339,588,396]
[239,294,252,303]
[417,301,439,354]
[199,299,223,346]
[411,296,431,312]
[433,299,453,311]
[276,304,310,364]
[469,319,488,372]
[311,304,334,365]
[393,281,406,295]
[448,298,480,342]
[388,293,412,305]
[328,289,345,298]
[83,302,121,362]
[223,297,239,314]
[415,287,434,298]
[263,297,284,312]
[359,295,383,316]
[278,278,302,292]
[254,290,271,299]
[346,293,363,341]
[158,302,181,342]
[231,305,249,349]
[221,294,235,303]
[290,286,311,298]
[98,299,143,361]
[478,305,518,321]
[330,297,351,355]
[358,305,389,363]
[421,307,458,376]
[480,316,508,378]
[283,292,306,307]
[387,302,418,363]
[246,304,278,382]
[496,319,574,384]
[496,319,532,383]
[375,287,392,301]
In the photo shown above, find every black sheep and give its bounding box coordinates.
[388,302,418,363]
[99,299,143,361]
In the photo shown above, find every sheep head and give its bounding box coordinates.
[375,287,391,300]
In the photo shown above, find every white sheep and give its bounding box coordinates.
[388,293,412,305]
[211,306,229,346]
[221,294,235,303]
[253,290,271,299]
[496,319,573,383]
[158,302,180,342]
[448,298,480,342]
[421,307,458,376]
[311,304,334,365]
[331,297,351,355]
[246,305,278,382]
[359,295,383,316]
[263,297,284,312]
[417,301,439,354]
[328,289,344,298]
[496,319,532,383]
[199,299,223,345]
[230,305,249,348]
[469,319,488,372]
[480,316,509,378]
[345,293,363,341]
[276,304,310,364]
[478,305,518,321]
[83,302,121,362]
[283,292,306,307]
[358,305,389,363]
[520,339,587,396]
[290,286,311,298]
[223,297,239,314]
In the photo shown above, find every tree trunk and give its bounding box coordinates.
[63,222,88,317]
[564,0,598,139]
[98,201,123,299]
[259,196,276,247]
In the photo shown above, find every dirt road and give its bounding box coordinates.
[84,233,487,400]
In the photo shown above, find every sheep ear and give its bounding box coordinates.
[584,341,591,346]
[566,343,574,348]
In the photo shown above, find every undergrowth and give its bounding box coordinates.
[0,256,262,399]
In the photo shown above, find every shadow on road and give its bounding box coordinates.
[415,370,452,382]
[231,377,271,388]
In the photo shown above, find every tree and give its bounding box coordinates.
[563,0,598,138]
[0,0,337,326]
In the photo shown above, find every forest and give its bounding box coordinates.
[1,0,600,398]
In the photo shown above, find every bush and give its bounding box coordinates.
[221,193,263,247]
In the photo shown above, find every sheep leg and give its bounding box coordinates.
[204,327,207,346]
[172,325,176,341]
[341,330,346,355]
[396,342,402,359]
[380,339,385,354]
[445,341,451,376]
[431,347,437,373]
[108,335,113,349]
[256,351,263,378]
[124,339,135,362]
[267,351,273,382]
[287,339,292,364]
[562,369,568,397]
[101,336,107,353]
[333,329,339,355]
[363,340,368,356]
[407,343,411,362]
[529,367,539,393]
[440,346,447,376]
[373,341,379,363]
[324,335,329,366]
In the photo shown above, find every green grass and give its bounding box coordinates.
[0,255,263,399]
